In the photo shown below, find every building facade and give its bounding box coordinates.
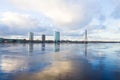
[55,31,60,43]
[42,34,45,43]
[29,32,34,41]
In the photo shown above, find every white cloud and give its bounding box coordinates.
[10,0,100,27]
[0,12,37,29]
[0,12,54,36]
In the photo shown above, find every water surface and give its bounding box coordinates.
[0,43,120,80]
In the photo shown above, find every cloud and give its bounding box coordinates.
[0,12,37,29]
[10,0,100,27]
[0,12,53,36]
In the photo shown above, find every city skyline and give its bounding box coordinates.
[1,0,120,41]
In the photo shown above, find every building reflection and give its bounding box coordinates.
[28,43,34,54]
[41,43,45,51]
[55,43,60,52]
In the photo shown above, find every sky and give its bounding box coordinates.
[0,0,120,40]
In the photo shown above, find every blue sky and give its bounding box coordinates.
[0,0,120,40]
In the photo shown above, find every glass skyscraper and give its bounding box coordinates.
[42,34,45,43]
[29,32,34,41]
[55,31,60,43]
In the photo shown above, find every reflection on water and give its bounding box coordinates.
[41,43,45,51]
[0,43,120,80]
[84,43,87,57]
[14,61,72,80]
[28,43,33,53]
[55,43,60,52]
[0,55,29,73]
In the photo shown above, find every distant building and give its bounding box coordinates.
[42,34,45,43]
[0,38,3,43]
[55,31,60,43]
[29,32,34,41]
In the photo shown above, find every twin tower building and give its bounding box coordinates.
[29,32,60,43]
